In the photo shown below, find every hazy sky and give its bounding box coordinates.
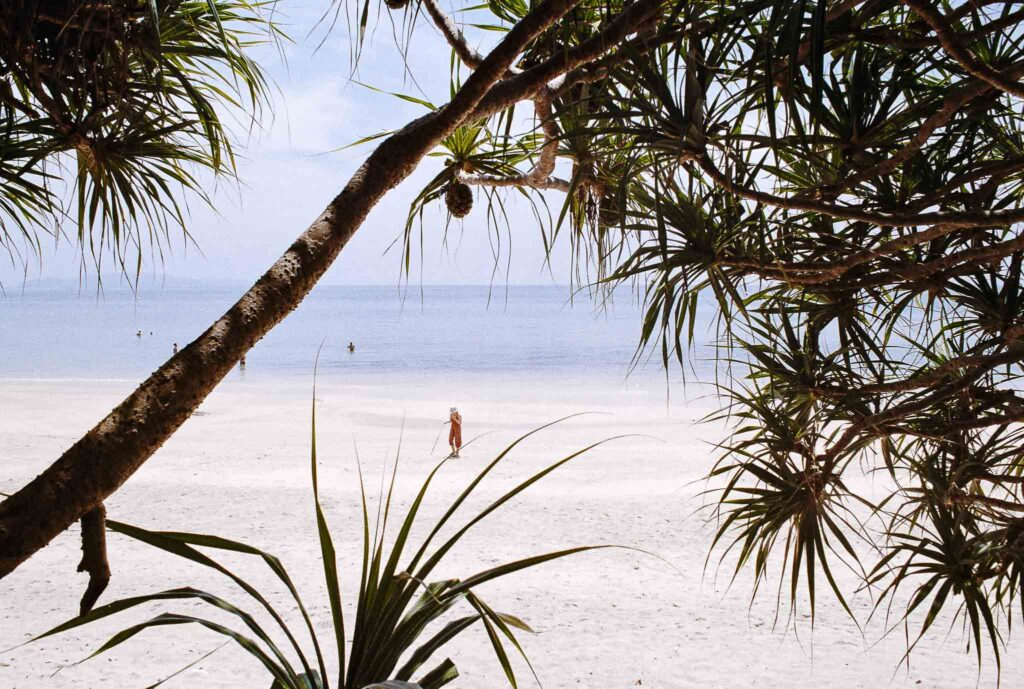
[2,1,575,288]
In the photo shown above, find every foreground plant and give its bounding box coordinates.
[0,0,669,584]
[8,0,1024,675]
[32,409,619,688]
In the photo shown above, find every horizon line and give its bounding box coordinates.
[5,277,589,289]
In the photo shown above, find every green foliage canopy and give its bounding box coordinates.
[10,0,1024,672]
[384,0,1024,668]
[0,0,276,274]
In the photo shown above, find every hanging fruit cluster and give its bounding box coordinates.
[445,180,474,218]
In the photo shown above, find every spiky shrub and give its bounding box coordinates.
[0,1,275,271]
[598,7,1024,672]
[11,0,1024,672]
[33,405,618,689]
[377,0,1024,670]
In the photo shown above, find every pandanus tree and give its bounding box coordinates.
[0,0,272,271]
[0,0,276,611]
[0,0,671,584]
[5,0,1024,670]
[400,0,1024,664]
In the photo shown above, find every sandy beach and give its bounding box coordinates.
[0,374,1016,688]
[5,0,1024,680]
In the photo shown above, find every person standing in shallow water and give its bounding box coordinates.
[446,407,462,458]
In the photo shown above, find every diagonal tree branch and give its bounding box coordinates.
[459,90,570,191]
[0,0,590,579]
[421,0,490,70]
[686,148,1024,229]
[451,0,671,196]
[816,63,1024,199]
[904,0,1024,100]
[470,0,669,119]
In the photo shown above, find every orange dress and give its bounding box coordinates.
[448,412,462,448]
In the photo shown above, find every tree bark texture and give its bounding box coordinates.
[76,505,109,615]
[0,0,588,579]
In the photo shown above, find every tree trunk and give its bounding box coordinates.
[0,0,582,579]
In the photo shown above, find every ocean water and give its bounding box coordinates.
[0,283,719,385]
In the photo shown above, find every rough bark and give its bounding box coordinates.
[76,504,109,614]
[470,0,668,119]
[460,92,571,191]
[0,0,588,579]
[422,0,491,70]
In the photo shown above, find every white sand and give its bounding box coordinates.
[0,375,1017,688]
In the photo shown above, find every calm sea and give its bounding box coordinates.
[0,283,720,385]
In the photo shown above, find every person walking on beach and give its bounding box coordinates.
[445,407,462,458]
